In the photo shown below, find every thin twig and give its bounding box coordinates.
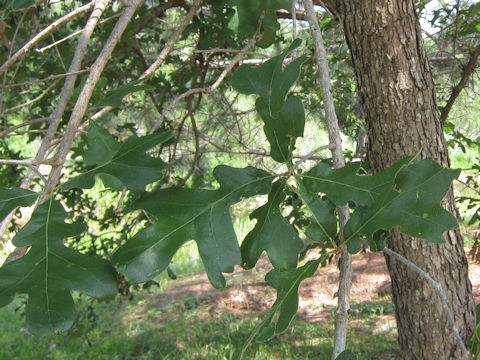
[194,48,269,58]
[149,36,260,134]
[439,43,480,124]
[140,0,203,79]
[90,0,203,121]
[0,1,95,75]
[35,14,122,53]
[294,143,334,168]
[383,246,469,358]
[3,80,60,113]
[0,117,50,138]
[0,158,55,166]
[0,69,90,88]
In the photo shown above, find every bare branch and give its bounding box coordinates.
[140,0,203,79]
[3,80,60,113]
[90,0,203,121]
[303,1,352,358]
[0,69,90,89]
[0,118,50,138]
[0,158,55,166]
[0,1,95,76]
[383,246,469,358]
[194,48,269,58]
[294,143,334,168]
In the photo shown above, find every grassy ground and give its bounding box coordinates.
[0,271,400,360]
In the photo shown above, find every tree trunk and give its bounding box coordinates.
[327,1,475,358]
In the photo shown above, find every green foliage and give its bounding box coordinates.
[96,80,156,108]
[112,165,274,289]
[253,260,320,342]
[468,303,480,356]
[0,187,37,219]
[295,177,337,246]
[344,158,460,253]
[232,39,307,162]
[0,198,117,335]
[241,179,304,270]
[229,0,290,47]
[336,349,357,360]
[63,123,173,191]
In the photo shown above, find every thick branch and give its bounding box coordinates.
[42,0,144,198]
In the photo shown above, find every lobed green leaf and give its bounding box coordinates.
[0,187,37,220]
[241,180,304,270]
[344,158,460,252]
[254,260,320,342]
[0,198,117,335]
[64,124,173,191]
[113,165,274,289]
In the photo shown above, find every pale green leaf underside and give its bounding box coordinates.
[0,198,117,335]
[113,166,274,289]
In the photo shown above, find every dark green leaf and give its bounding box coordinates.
[0,198,117,335]
[303,158,411,207]
[256,95,305,162]
[112,166,274,288]
[229,0,290,41]
[232,39,307,113]
[63,131,173,191]
[96,80,155,107]
[295,176,337,244]
[6,0,34,11]
[241,180,303,270]
[83,121,121,166]
[255,260,320,342]
[0,187,37,220]
[344,158,460,252]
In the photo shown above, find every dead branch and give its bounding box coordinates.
[149,36,260,134]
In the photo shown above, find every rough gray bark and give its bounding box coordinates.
[325,1,476,358]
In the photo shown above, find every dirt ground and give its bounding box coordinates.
[153,249,480,325]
